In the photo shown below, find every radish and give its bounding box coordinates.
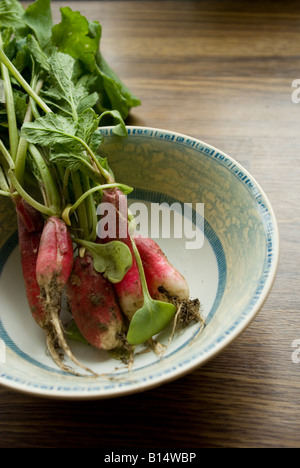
[16,199,46,328]
[16,197,44,234]
[66,253,124,351]
[133,234,190,303]
[98,190,200,345]
[36,216,74,299]
[36,216,97,375]
[99,187,144,321]
[134,234,203,335]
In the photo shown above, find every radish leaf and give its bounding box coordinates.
[0,0,25,30]
[126,238,177,345]
[23,0,53,48]
[51,6,101,73]
[77,108,100,143]
[75,239,133,284]
[98,110,127,137]
[21,113,77,145]
[126,299,176,345]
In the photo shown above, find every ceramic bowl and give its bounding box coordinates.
[0,126,279,399]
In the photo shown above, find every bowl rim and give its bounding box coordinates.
[0,126,280,399]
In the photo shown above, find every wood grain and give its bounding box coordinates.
[1,0,299,448]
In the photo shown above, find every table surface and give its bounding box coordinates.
[1,0,299,449]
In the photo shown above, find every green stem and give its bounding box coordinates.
[131,237,152,304]
[71,171,90,240]
[0,139,15,170]
[14,137,29,184]
[0,32,19,161]
[14,85,38,184]
[81,176,97,242]
[0,165,9,191]
[29,96,41,120]
[68,182,133,216]
[28,74,43,118]
[28,144,61,214]
[8,170,57,217]
[0,189,12,197]
[64,181,133,242]
[0,47,52,115]
[74,136,114,183]
[62,167,70,202]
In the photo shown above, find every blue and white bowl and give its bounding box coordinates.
[0,127,279,399]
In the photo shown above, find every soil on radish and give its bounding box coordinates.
[157,285,204,329]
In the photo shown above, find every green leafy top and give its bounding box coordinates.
[51,7,101,72]
[0,0,142,245]
[50,6,141,119]
[0,0,138,188]
[1,0,140,119]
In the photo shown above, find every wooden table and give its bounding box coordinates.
[1,0,299,449]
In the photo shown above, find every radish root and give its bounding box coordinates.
[41,284,100,377]
[167,297,205,346]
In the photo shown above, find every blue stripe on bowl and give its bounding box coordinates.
[0,231,18,276]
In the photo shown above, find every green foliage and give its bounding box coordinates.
[75,239,133,284]
[0,0,140,124]
[127,298,176,345]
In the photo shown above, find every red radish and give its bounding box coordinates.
[36,216,97,375]
[16,197,44,234]
[66,253,123,350]
[133,234,190,303]
[99,188,143,321]
[133,234,202,338]
[36,216,74,296]
[16,199,46,328]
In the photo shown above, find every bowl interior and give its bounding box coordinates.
[0,126,279,399]
[99,127,277,335]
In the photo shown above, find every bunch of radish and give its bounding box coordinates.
[0,0,203,376]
